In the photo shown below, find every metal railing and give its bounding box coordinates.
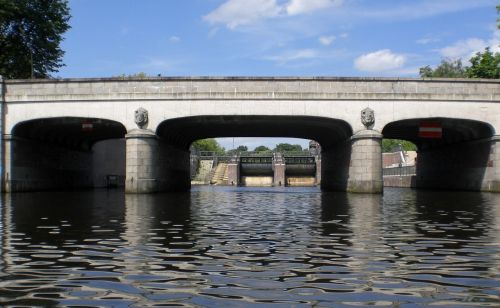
[284,156,315,164]
[239,151,274,157]
[383,165,416,176]
[282,150,313,157]
[240,156,273,164]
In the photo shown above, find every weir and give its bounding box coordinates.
[0,77,499,194]
[219,152,319,187]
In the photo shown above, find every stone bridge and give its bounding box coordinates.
[0,77,499,193]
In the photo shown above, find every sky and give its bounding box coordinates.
[58,0,499,150]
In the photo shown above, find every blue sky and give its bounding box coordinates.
[59,0,499,150]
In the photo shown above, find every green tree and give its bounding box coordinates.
[254,145,270,152]
[236,145,248,152]
[0,0,71,79]
[274,143,302,152]
[382,139,417,153]
[419,59,467,78]
[465,48,500,79]
[191,138,225,154]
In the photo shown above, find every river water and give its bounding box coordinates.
[0,187,499,307]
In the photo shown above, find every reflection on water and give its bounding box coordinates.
[0,187,499,306]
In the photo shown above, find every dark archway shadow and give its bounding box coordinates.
[383,118,495,191]
[6,117,126,192]
[157,115,353,191]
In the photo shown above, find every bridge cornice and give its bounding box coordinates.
[3,77,499,103]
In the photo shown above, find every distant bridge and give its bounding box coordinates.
[1,77,499,193]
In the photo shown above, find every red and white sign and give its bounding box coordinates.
[82,123,93,131]
[418,121,442,138]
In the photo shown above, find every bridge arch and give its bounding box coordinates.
[4,117,127,192]
[12,117,127,150]
[382,117,495,149]
[382,117,497,191]
[156,115,353,150]
[122,115,364,193]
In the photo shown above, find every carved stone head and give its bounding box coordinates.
[361,107,375,129]
[135,107,148,129]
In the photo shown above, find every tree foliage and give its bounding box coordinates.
[420,48,500,79]
[236,145,248,152]
[420,6,499,80]
[465,48,500,79]
[274,143,302,152]
[225,145,248,156]
[382,139,417,153]
[191,138,225,154]
[419,59,466,78]
[254,145,270,152]
[0,0,71,79]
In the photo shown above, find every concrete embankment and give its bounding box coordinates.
[383,176,416,188]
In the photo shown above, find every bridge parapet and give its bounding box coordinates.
[4,77,499,103]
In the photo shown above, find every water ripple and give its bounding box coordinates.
[0,187,499,306]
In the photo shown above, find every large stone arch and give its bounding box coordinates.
[125,115,373,193]
[155,115,353,150]
[4,117,127,192]
[382,117,499,191]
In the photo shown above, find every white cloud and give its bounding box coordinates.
[339,32,348,38]
[354,49,407,72]
[439,38,487,59]
[203,0,282,29]
[286,0,343,16]
[204,0,344,29]
[319,35,336,46]
[169,36,180,43]
[439,31,500,60]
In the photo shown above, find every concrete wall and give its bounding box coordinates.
[3,136,93,192]
[383,151,417,168]
[92,139,125,187]
[416,137,499,192]
[241,176,273,186]
[384,176,416,188]
[0,76,4,188]
[2,77,499,193]
[3,78,499,136]
[286,176,316,186]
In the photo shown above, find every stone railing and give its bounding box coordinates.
[4,77,499,102]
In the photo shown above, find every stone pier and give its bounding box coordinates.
[125,129,191,194]
[227,158,240,186]
[273,153,285,186]
[490,136,500,192]
[125,129,159,193]
[347,130,383,193]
